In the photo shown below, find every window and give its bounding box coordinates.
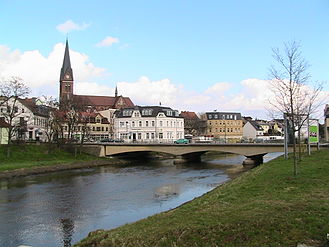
[138,133,141,139]
[146,133,149,139]
[96,118,101,123]
[22,108,24,113]
[209,115,212,119]
[132,121,135,127]
[146,121,149,127]
[159,121,162,127]
[97,127,101,131]
[120,122,124,127]
[139,121,142,127]
[151,133,155,139]
[152,121,155,127]
[159,133,163,139]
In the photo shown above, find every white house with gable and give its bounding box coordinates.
[114,106,184,143]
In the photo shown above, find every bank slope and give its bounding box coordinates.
[74,150,329,247]
[0,145,110,177]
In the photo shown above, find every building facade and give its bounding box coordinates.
[325,104,329,141]
[206,111,243,142]
[0,118,10,144]
[243,121,264,140]
[0,97,52,142]
[114,106,184,143]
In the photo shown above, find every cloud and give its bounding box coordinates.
[204,82,231,95]
[56,20,90,33]
[0,43,106,98]
[96,36,120,47]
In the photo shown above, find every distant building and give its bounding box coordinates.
[59,39,134,111]
[0,118,10,144]
[243,121,264,140]
[180,111,206,136]
[0,97,52,142]
[114,106,184,143]
[325,104,329,141]
[205,111,243,142]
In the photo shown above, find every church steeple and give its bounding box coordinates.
[59,39,74,104]
[115,86,118,97]
[60,39,74,81]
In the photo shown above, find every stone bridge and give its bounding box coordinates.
[81,143,300,166]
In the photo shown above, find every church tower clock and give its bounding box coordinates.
[59,39,74,104]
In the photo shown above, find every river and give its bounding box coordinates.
[0,152,282,247]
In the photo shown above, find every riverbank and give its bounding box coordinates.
[75,150,329,247]
[0,144,129,179]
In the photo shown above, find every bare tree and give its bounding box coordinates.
[269,41,322,175]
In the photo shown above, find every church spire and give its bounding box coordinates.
[115,85,118,97]
[60,38,74,81]
[59,39,74,104]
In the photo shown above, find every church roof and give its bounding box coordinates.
[60,39,74,81]
[73,95,134,109]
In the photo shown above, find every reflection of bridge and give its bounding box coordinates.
[81,143,301,166]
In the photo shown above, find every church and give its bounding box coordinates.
[59,39,134,111]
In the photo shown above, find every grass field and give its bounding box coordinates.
[0,144,100,171]
[74,150,329,247]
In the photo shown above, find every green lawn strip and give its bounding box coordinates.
[74,150,329,247]
[0,144,102,172]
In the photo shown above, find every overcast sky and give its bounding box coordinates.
[0,0,328,119]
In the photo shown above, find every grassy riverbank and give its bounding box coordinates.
[75,150,329,247]
[0,144,102,172]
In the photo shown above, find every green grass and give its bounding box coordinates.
[0,144,100,171]
[74,150,329,247]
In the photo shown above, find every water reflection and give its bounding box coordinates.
[0,152,282,247]
[61,218,75,247]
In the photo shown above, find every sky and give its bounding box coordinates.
[0,0,328,120]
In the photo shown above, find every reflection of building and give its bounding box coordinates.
[325,104,329,141]
[59,39,134,110]
[114,106,184,143]
[206,111,243,142]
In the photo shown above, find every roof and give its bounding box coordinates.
[206,112,242,120]
[18,98,52,117]
[115,105,182,118]
[73,95,134,109]
[0,118,11,128]
[248,121,264,131]
[180,111,199,120]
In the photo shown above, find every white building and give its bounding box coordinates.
[0,97,52,142]
[114,106,184,143]
[243,121,264,140]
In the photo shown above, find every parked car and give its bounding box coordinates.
[174,138,189,144]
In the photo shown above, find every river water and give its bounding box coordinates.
[0,152,282,247]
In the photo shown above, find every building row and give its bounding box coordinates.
[2,39,320,144]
